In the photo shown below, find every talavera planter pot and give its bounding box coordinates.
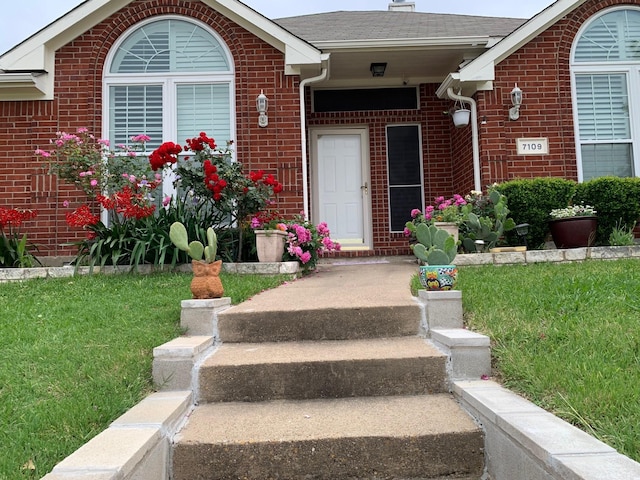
[549,216,598,248]
[254,230,287,262]
[419,265,458,291]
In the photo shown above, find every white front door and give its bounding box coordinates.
[312,129,371,250]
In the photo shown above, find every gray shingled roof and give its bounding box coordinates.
[274,11,526,43]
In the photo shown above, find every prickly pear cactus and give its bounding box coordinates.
[411,223,457,265]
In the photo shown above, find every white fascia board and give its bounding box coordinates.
[314,36,491,51]
[459,0,588,83]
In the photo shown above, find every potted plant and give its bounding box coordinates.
[548,204,597,248]
[250,212,289,263]
[405,195,467,244]
[169,221,224,298]
[411,223,458,291]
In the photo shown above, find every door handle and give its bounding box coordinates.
[361,182,368,195]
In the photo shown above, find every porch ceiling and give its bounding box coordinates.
[316,45,488,87]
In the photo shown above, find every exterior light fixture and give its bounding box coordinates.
[257,90,268,128]
[515,223,530,249]
[509,84,523,121]
[370,63,387,77]
[474,239,485,253]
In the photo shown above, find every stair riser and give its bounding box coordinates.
[173,431,484,480]
[218,305,421,342]
[198,357,447,402]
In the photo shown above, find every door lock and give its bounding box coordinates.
[361,182,368,195]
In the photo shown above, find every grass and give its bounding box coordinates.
[0,271,289,479]
[452,259,640,462]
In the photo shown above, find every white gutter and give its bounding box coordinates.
[299,66,328,220]
[447,88,481,192]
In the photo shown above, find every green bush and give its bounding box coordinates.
[497,178,576,249]
[573,177,640,245]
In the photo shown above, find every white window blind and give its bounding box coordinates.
[177,84,231,143]
[575,10,640,62]
[110,20,230,73]
[109,85,163,148]
[575,74,630,140]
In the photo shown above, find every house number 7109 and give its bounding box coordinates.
[516,138,549,155]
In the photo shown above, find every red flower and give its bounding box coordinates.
[186,132,217,152]
[0,208,37,229]
[149,142,183,171]
[65,205,100,228]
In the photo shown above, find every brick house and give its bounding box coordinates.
[0,0,637,260]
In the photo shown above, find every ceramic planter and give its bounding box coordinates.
[549,216,597,248]
[255,229,287,262]
[433,222,459,244]
[419,265,458,291]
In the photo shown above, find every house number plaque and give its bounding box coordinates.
[516,138,549,155]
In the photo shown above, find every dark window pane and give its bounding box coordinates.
[314,88,418,112]
[387,125,421,184]
[389,186,422,232]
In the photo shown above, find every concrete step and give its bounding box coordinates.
[217,305,421,342]
[198,337,448,403]
[172,394,484,480]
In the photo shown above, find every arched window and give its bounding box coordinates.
[104,17,234,152]
[572,8,640,180]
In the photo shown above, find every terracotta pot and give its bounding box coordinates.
[419,265,458,291]
[255,229,287,262]
[190,260,224,299]
[549,216,597,248]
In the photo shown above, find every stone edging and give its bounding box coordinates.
[0,261,300,283]
[456,245,640,266]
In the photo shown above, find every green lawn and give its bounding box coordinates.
[457,259,640,462]
[0,272,289,479]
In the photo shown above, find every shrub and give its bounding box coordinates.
[497,178,576,249]
[573,177,640,245]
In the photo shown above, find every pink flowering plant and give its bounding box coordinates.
[404,194,469,239]
[275,214,341,272]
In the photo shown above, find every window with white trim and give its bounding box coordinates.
[104,17,234,171]
[572,8,640,180]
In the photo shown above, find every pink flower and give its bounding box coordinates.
[34,149,51,158]
[403,227,411,237]
[63,200,70,207]
[162,196,171,207]
[131,134,151,143]
[250,217,261,228]
[98,139,110,146]
[411,208,421,218]
[77,127,89,134]
[299,251,312,264]
[317,222,330,236]
[90,179,98,187]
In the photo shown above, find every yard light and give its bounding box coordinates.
[515,223,529,249]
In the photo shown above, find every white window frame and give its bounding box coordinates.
[102,15,237,199]
[571,6,640,181]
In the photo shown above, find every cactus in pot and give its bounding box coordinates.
[412,223,457,265]
[169,221,223,298]
[169,222,218,263]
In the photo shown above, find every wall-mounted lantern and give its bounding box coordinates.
[257,90,268,128]
[509,84,523,121]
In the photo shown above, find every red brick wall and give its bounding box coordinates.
[0,0,302,258]
[475,0,634,185]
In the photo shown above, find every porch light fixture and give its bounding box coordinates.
[509,84,523,121]
[370,63,387,77]
[257,90,268,128]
